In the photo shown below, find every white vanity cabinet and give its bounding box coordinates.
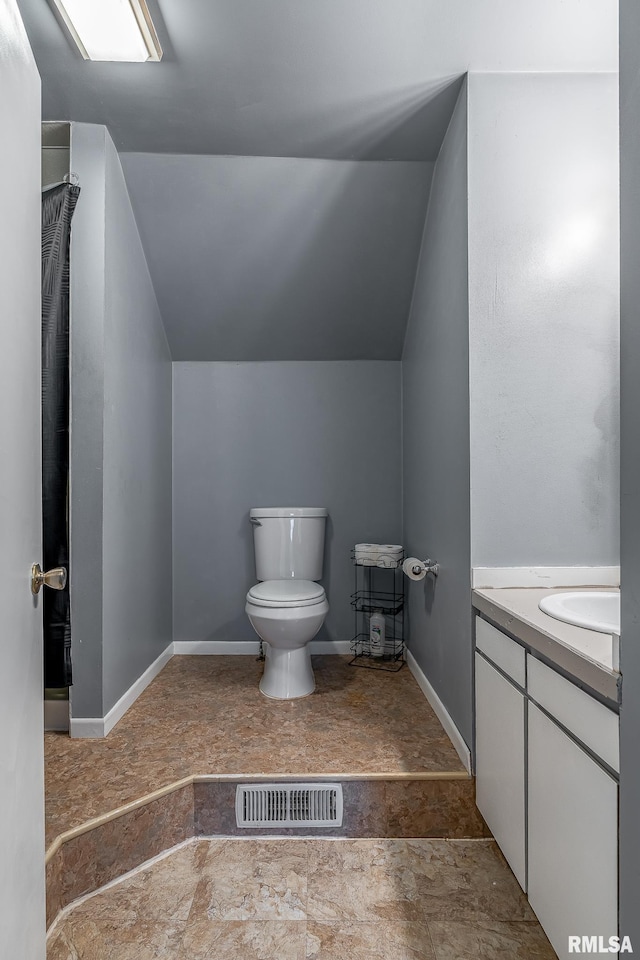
[475,620,526,890]
[528,702,618,960]
[474,615,619,960]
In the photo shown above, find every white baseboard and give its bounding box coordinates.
[172,639,352,655]
[472,566,620,589]
[44,698,69,732]
[68,639,354,739]
[406,650,471,773]
[173,640,261,655]
[70,642,174,739]
[69,716,105,739]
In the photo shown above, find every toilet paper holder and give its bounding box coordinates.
[404,557,440,579]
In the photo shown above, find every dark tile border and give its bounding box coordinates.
[193,778,489,839]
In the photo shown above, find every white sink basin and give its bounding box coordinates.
[538,592,620,635]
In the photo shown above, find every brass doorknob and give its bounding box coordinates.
[31,564,67,595]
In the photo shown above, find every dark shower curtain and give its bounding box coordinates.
[42,181,80,689]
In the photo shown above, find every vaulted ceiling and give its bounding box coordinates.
[19,0,617,360]
[17,0,615,160]
[121,153,434,360]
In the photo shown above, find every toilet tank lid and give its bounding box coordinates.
[250,507,328,518]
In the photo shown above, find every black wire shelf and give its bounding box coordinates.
[350,589,404,617]
[349,633,405,672]
[348,549,405,673]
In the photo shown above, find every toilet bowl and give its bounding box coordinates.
[246,507,329,700]
[246,579,329,699]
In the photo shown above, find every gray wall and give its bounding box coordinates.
[401,83,472,747]
[42,119,69,187]
[619,0,640,942]
[69,123,107,718]
[101,135,173,713]
[120,154,433,361]
[41,147,67,187]
[467,73,620,567]
[69,123,172,720]
[41,122,68,190]
[173,361,402,645]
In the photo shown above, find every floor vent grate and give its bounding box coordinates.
[236,783,343,828]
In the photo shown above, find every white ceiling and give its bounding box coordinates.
[18,0,617,159]
[21,0,617,360]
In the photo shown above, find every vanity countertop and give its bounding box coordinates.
[472,586,620,703]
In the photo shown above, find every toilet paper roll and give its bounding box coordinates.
[355,543,381,555]
[403,557,427,581]
[355,543,381,565]
[377,544,404,568]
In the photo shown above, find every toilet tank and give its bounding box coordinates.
[250,507,328,581]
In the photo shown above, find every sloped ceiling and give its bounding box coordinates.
[121,153,433,360]
[18,0,616,359]
[17,0,616,159]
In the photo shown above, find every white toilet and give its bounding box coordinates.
[245,507,329,700]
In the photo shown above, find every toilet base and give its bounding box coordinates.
[259,645,315,700]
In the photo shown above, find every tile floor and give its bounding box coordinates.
[47,837,557,959]
[46,657,465,845]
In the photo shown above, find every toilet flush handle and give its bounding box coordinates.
[249,517,262,526]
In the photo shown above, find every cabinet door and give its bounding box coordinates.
[528,703,618,960]
[475,652,526,889]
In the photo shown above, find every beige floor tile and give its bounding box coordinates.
[427,920,558,959]
[70,840,208,923]
[403,840,534,922]
[177,919,307,959]
[46,656,465,845]
[307,839,533,925]
[307,839,426,922]
[306,920,436,959]
[48,839,556,960]
[46,915,186,959]
[189,838,308,921]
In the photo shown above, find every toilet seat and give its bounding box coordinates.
[247,580,326,608]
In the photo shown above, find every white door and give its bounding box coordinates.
[0,2,46,957]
